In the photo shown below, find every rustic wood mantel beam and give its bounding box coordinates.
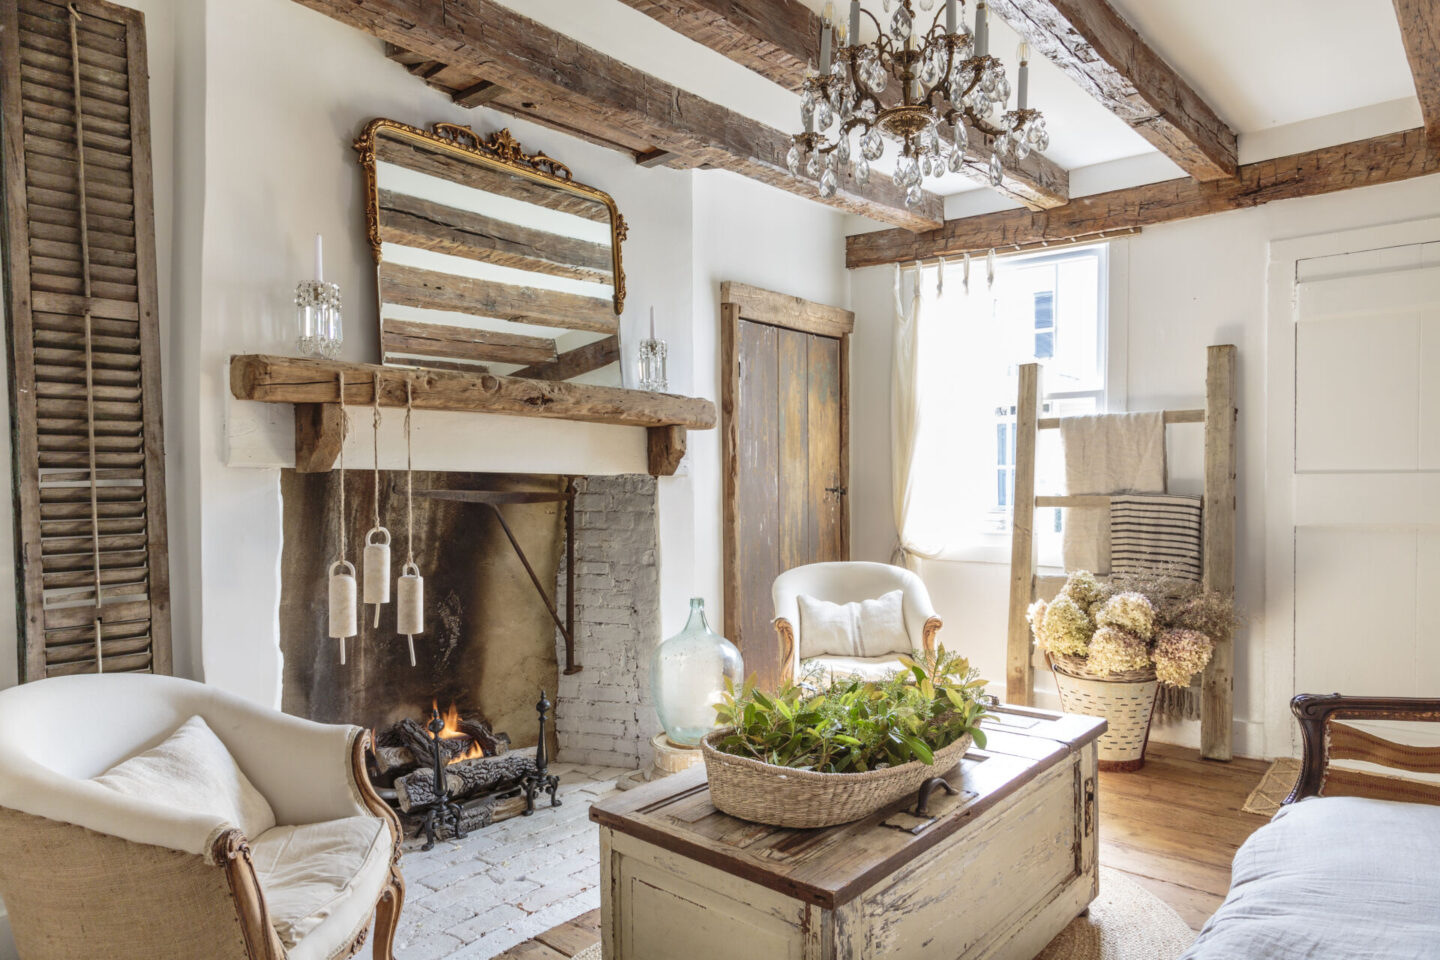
[292,0,943,231]
[845,127,1440,269]
[985,0,1237,181]
[615,0,1069,210]
[1393,0,1440,143]
[230,355,714,476]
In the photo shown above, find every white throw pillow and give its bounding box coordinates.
[93,715,277,839]
[797,590,909,660]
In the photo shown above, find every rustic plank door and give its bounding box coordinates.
[722,283,852,692]
[1,0,171,679]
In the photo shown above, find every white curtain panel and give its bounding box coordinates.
[890,263,926,568]
[892,262,1021,564]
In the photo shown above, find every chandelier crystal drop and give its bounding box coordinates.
[793,0,1049,208]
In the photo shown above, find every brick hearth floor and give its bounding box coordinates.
[391,762,630,960]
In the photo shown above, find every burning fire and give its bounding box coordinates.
[433,701,484,764]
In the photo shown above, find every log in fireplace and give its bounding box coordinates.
[370,692,560,850]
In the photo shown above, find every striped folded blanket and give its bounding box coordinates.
[1108,494,1203,582]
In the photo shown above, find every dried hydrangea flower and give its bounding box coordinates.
[1154,628,1214,687]
[1095,591,1156,640]
[1087,626,1152,675]
[1039,594,1093,656]
[1061,570,1107,609]
[1027,598,1049,640]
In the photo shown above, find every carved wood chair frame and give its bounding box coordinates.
[218,730,405,960]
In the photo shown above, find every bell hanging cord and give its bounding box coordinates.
[328,373,358,663]
[396,380,424,666]
[364,374,392,627]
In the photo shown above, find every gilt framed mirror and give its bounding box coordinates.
[355,119,628,385]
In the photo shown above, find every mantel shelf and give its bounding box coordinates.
[228,354,713,476]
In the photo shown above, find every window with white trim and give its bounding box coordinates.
[906,244,1110,564]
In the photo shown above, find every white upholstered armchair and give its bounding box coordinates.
[0,674,403,960]
[772,561,943,686]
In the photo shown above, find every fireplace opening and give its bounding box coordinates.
[278,469,664,845]
[279,471,568,750]
[370,694,559,849]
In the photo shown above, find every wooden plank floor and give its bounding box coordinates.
[1099,741,1271,931]
[494,742,1273,957]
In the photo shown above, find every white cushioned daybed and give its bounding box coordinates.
[1182,693,1440,960]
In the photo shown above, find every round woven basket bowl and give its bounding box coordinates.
[1049,654,1159,772]
[700,729,972,829]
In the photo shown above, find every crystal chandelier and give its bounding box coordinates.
[787,0,1049,208]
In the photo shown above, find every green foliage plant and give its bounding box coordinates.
[710,646,990,773]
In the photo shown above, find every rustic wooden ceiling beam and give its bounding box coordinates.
[615,0,1069,209]
[617,0,819,94]
[297,0,943,231]
[985,0,1237,181]
[845,127,1440,268]
[1392,0,1440,143]
[451,79,507,109]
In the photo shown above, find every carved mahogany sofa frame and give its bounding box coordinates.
[1284,693,1440,806]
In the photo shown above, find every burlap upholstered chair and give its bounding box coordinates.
[772,561,943,685]
[0,674,404,960]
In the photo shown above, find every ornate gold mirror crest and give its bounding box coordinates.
[355,119,629,385]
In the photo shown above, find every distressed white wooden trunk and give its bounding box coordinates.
[591,707,1104,960]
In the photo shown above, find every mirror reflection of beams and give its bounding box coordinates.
[359,121,627,387]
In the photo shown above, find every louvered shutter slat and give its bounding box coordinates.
[3,0,171,680]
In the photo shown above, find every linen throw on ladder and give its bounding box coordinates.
[1109,494,1203,582]
[1059,412,1166,574]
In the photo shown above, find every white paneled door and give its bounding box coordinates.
[1287,253,1440,707]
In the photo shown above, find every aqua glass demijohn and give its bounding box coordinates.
[651,598,743,747]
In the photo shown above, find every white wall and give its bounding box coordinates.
[849,171,1440,759]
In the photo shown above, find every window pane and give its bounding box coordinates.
[1035,330,1054,359]
[1034,291,1054,329]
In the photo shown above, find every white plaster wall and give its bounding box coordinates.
[848,171,1440,759]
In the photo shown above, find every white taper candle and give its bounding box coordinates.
[976,1,988,57]
[1018,42,1030,109]
[946,0,957,34]
[314,233,323,282]
[850,0,861,43]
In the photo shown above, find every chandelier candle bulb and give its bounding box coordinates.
[1018,44,1029,110]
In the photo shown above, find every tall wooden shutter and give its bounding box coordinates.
[1,0,171,680]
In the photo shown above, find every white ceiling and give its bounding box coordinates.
[1106,0,1417,133]
[503,0,1423,203]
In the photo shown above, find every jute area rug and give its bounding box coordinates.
[1241,758,1301,817]
[571,866,1194,960]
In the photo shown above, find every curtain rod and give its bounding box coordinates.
[895,227,1141,270]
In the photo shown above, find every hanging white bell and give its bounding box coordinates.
[328,559,357,664]
[363,526,391,626]
[397,560,423,667]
